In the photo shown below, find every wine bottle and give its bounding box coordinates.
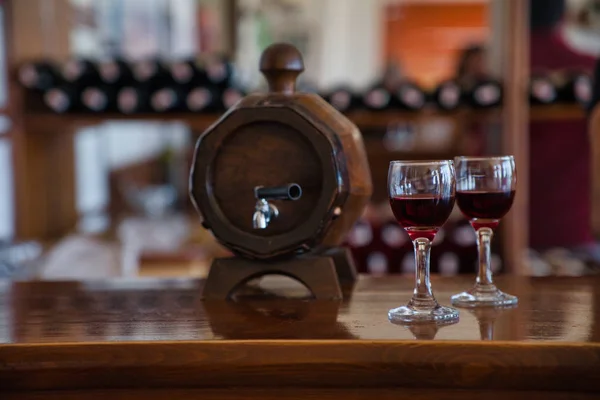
[203,55,233,91]
[449,221,478,274]
[18,61,61,91]
[345,220,377,273]
[131,59,171,85]
[361,86,393,111]
[379,220,410,274]
[431,80,462,111]
[365,251,389,275]
[220,87,246,111]
[394,81,426,111]
[43,85,81,113]
[439,252,461,276]
[463,79,503,109]
[98,59,134,86]
[61,59,101,86]
[529,74,558,105]
[117,84,153,114]
[150,84,187,113]
[169,58,206,85]
[429,225,448,275]
[80,85,118,113]
[185,84,220,113]
[324,87,359,113]
[555,71,593,105]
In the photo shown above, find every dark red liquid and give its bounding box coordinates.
[456,190,515,230]
[389,195,455,241]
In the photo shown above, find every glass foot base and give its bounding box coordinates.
[451,285,518,308]
[388,304,459,324]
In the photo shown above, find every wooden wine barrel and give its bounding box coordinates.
[190,43,372,259]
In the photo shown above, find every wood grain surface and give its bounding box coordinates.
[1,275,600,395]
[4,388,600,400]
[18,105,587,133]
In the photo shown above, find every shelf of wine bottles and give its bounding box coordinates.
[18,58,593,119]
[344,204,504,276]
[324,70,593,114]
[18,57,244,115]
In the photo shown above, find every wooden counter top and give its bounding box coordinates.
[1,275,600,399]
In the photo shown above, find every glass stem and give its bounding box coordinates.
[410,238,437,308]
[475,227,495,288]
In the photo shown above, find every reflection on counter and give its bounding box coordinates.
[2,275,600,344]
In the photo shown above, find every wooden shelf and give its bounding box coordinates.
[349,105,586,125]
[22,104,586,135]
[348,108,500,128]
[22,112,220,133]
[529,104,587,121]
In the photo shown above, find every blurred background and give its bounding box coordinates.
[0,0,598,281]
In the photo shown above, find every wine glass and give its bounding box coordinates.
[451,156,518,307]
[388,160,459,324]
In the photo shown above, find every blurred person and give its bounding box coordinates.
[529,0,599,265]
[455,44,489,155]
[564,0,600,57]
[367,60,405,93]
[455,44,489,86]
[381,60,405,92]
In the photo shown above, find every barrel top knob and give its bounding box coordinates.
[259,43,304,94]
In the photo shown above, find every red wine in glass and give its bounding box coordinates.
[390,195,455,241]
[387,160,459,324]
[451,156,518,308]
[456,190,515,230]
